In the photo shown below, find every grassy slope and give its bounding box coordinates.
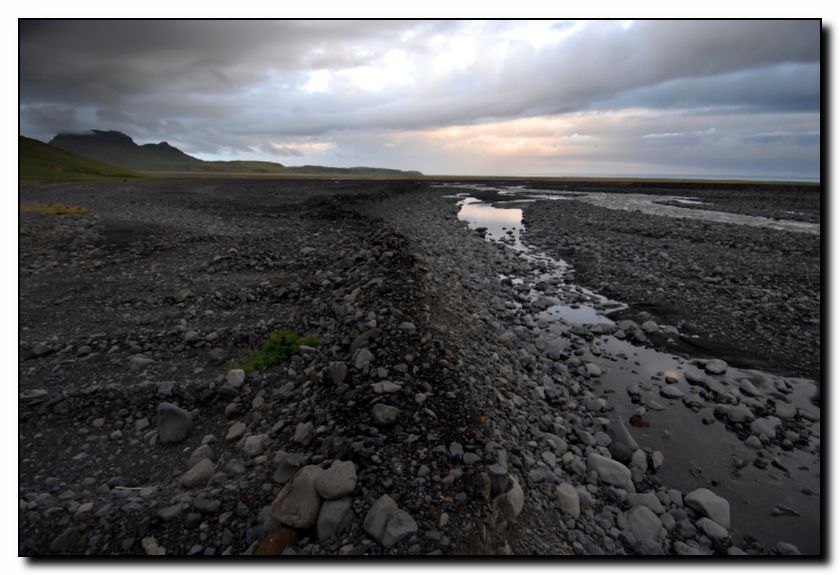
[20,136,143,183]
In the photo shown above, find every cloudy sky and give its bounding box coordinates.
[19,20,820,179]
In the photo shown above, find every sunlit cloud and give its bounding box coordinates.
[19,19,821,179]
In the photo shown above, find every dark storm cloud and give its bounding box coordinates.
[19,19,821,177]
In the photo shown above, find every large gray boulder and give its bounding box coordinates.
[314,460,357,500]
[270,465,324,529]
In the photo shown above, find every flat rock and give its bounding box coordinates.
[660,384,684,399]
[382,509,418,548]
[697,517,729,541]
[685,487,730,528]
[270,465,324,529]
[585,363,603,377]
[157,402,193,445]
[738,379,761,397]
[363,494,399,543]
[182,458,215,488]
[372,381,402,394]
[314,460,357,499]
[704,359,728,375]
[587,452,631,487]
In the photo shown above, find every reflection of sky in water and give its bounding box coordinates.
[443,183,819,235]
[540,304,614,325]
[457,198,523,249]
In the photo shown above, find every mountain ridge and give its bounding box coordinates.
[48,130,422,177]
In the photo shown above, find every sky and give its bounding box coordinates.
[19,19,821,179]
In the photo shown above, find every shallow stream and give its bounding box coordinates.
[447,185,821,554]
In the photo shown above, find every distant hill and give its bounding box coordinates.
[50,130,203,171]
[49,130,422,177]
[19,136,142,183]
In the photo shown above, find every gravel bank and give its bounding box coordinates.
[19,179,821,556]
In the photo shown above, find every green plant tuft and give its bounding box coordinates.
[237,329,319,372]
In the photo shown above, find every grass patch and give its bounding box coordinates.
[19,135,143,183]
[237,329,319,372]
[20,202,92,216]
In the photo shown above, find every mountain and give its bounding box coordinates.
[48,130,423,177]
[19,136,142,183]
[50,130,203,171]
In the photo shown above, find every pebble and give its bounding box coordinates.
[619,505,662,542]
[182,458,215,488]
[726,404,755,424]
[704,359,728,375]
[156,402,193,445]
[363,494,399,543]
[226,421,247,442]
[226,369,246,388]
[555,483,580,518]
[587,452,631,488]
[49,527,78,553]
[371,403,400,426]
[750,417,781,439]
[189,444,214,466]
[243,433,269,456]
[697,517,729,541]
[293,421,314,444]
[685,488,730,528]
[492,476,524,524]
[317,497,353,542]
[141,535,166,555]
[382,509,418,548]
[660,384,684,399]
[273,451,304,484]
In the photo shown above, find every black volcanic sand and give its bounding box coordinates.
[519,192,820,382]
[19,179,821,557]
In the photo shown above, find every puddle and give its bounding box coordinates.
[457,198,524,249]
[456,196,622,324]
[540,303,614,325]
[441,182,820,236]
[448,187,821,554]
